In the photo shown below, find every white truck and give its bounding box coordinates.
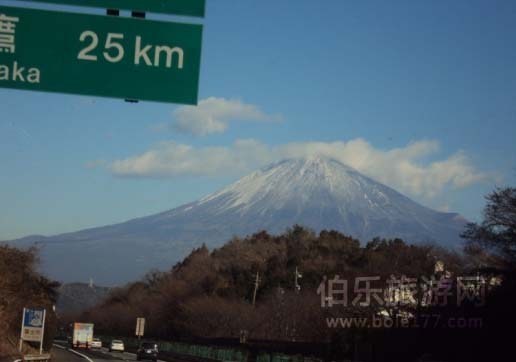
[71,323,94,349]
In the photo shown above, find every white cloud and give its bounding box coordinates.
[275,139,486,198]
[170,97,282,136]
[108,138,488,199]
[110,139,269,178]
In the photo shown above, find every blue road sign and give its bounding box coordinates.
[23,308,45,328]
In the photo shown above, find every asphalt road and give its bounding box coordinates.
[52,344,166,362]
[52,347,92,362]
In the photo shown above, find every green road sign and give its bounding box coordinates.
[0,5,203,104]
[22,0,205,17]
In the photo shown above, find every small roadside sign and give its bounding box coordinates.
[135,317,145,337]
[19,308,46,354]
[21,308,46,342]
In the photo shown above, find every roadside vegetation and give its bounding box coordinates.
[0,246,59,359]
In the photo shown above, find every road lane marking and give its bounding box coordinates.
[67,349,95,362]
[53,343,165,362]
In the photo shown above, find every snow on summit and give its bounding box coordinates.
[188,156,467,245]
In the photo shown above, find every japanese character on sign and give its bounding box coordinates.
[0,13,19,54]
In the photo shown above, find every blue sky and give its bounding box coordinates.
[1,0,516,240]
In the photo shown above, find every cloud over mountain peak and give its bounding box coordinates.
[108,138,487,199]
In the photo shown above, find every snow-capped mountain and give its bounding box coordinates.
[6,157,467,285]
[163,156,467,244]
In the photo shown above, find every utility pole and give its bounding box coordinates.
[39,309,46,355]
[294,266,302,293]
[292,267,302,342]
[252,271,260,306]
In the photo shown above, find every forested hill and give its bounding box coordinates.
[84,226,465,341]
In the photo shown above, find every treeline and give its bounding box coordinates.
[81,226,466,342]
[0,245,59,359]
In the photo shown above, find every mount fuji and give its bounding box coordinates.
[6,157,467,285]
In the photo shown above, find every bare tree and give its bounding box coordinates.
[462,187,516,271]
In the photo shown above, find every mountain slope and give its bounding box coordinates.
[6,157,467,285]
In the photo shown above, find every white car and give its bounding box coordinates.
[109,340,125,353]
[90,338,102,349]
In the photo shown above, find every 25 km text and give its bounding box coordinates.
[77,31,184,69]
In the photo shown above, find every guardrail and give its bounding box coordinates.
[97,335,323,362]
